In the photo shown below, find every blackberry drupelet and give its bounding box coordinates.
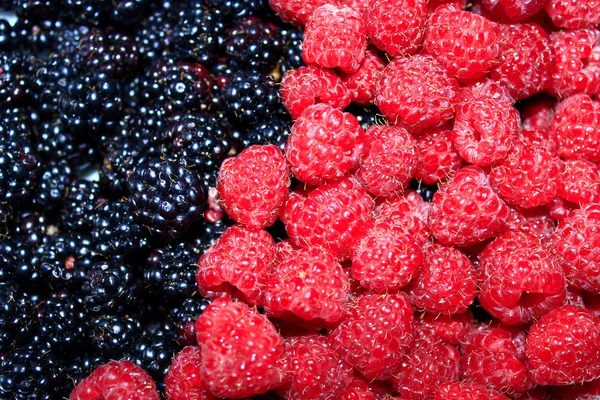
[31,158,74,213]
[61,0,151,27]
[346,104,387,131]
[202,0,268,20]
[35,291,87,352]
[0,241,43,288]
[223,69,281,126]
[80,259,139,314]
[0,285,37,354]
[9,210,48,246]
[0,136,40,206]
[409,180,439,203]
[280,26,304,75]
[243,110,291,151]
[32,53,79,118]
[0,20,16,51]
[135,7,177,65]
[115,104,167,147]
[187,217,230,251]
[13,17,64,53]
[225,17,283,72]
[100,139,154,196]
[169,294,211,346]
[0,50,35,107]
[52,24,89,56]
[89,313,141,358]
[60,179,102,232]
[127,158,207,240]
[13,0,58,20]
[63,354,109,393]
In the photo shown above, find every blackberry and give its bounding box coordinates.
[225,17,283,72]
[187,217,230,251]
[0,285,37,354]
[0,19,16,51]
[89,314,141,358]
[409,180,438,203]
[0,51,35,107]
[171,5,226,65]
[14,0,58,20]
[52,23,89,55]
[127,158,207,240]
[0,204,12,239]
[280,26,304,75]
[0,136,40,206]
[60,179,102,232]
[0,241,43,288]
[61,0,151,26]
[81,259,139,314]
[32,53,79,118]
[115,104,168,147]
[136,8,177,65]
[100,139,153,197]
[202,0,268,20]
[223,69,281,126]
[243,110,291,152]
[9,210,48,247]
[346,104,387,131]
[169,295,211,345]
[63,354,108,392]
[31,158,74,213]
[13,17,64,53]
[35,291,87,352]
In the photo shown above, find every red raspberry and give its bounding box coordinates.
[342,379,389,400]
[488,129,561,209]
[550,94,600,162]
[218,145,290,231]
[428,165,511,247]
[427,0,467,13]
[525,305,600,386]
[545,0,600,29]
[375,190,432,246]
[415,310,474,346]
[355,124,417,197]
[285,104,367,185]
[557,159,600,205]
[339,49,386,107]
[546,196,579,221]
[164,347,215,400]
[280,66,352,120]
[281,175,374,260]
[506,206,556,240]
[460,325,533,394]
[70,360,159,400]
[423,5,502,82]
[265,246,349,326]
[351,219,422,293]
[414,125,463,186]
[375,55,459,133]
[195,297,285,398]
[302,4,367,73]
[457,77,514,107]
[480,0,546,22]
[567,288,600,319]
[338,0,370,15]
[550,203,600,292]
[477,231,566,325]
[435,381,511,400]
[490,23,554,100]
[520,96,556,130]
[269,0,339,27]
[552,379,600,400]
[363,0,428,57]
[329,291,414,380]
[548,28,600,99]
[408,243,477,315]
[196,225,276,306]
[278,335,354,400]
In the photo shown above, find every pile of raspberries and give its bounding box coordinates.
[71,0,600,399]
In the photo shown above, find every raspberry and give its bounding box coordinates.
[424,5,502,82]
[566,288,600,319]
[488,128,561,209]
[196,225,276,306]
[280,66,352,120]
[164,347,215,400]
[414,125,463,185]
[435,381,511,400]
[545,0,600,29]
[415,310,474,346]
[329,291,414,380]
[218,145,290,231]
[302,4,367,73]
[506,206,556,240]
[278,335,354,400]
[519,96,556,130]
[525,305,600,386]
[557,159,600,205]
[428,165,511,247]
[548,29,600,99]
[375,190,432,246]
[546,196,579,221]
[477,231,566,325]
[269,0,340,27]
[195,297,286,398]
[355,124,417,197]
[265,246,349,326]
[480,0,546,22]
[341,379,389,400]
[351,219,422,293]
[375,54,459,133]
[285,104,367,185]
[281,175,374,260]
[550,94,600,162]
[408,243,477,315]
[550,203,600,292]
[457,77,514,107]
[70,360,160,400]
[363,0,428,57]
[551,379,600,399]
[339,49,386,107]
[490,23,554,100]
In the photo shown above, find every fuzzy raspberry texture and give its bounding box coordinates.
[557,159,600,205]
[269,0,339,27]
[549,29,600,99]
[351,219,422,293]
[424,5,502,82]
[429,166,511,247]
[545,0,600,29]
[376,55,458,133]
[490,23,554,100]
[164,347,215,400]
[341,379,389,400]
[415,125,463,185]
[218,145,290,230]
[460,325,533,395]
[329,292,414,380]
[489,129,561,209]
[408,243,476,315]
[550,94,600,162]
[457,78,513,107]
[70,360,160,400]
[546,196,579,222]
[506,206,556,240]
[415,310,474,346]
[285,104,366,185]
[278,335,354,400]
[280,66,352,120]
[265,246,349,326]
[375,190,432,247]
[339,49,386,107]
[195,297,285,398]
[281,175,374,260]
[550,203,600,292]
[435,381,511,400]
[477,231,566,325]
[481,0,546,22]
[364,0,427,57]
[525,305,600,386]
[302,4,367,73]
[196,225,276,306]
[355,125,417,197]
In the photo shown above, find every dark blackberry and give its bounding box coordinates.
[346,104,387,131]
[202,0,268,20]
[187,217,230,251]
[61,0,151,26]
[31,158,74,213]
[13,0,58,20]
[35,291,87,352]
[171,5,226,65]
[52,23,89,55]
[225,17,283,72]
[127,158,207,240]
[0,20,16,51]
[89,314,141,358]
[100,139,152,196]
[223,69,281,126]
[136,8,177,65]
[0,51,35,107]
[32,53,79,118]
[9,210,48,246]
[60,179,102,232]
[169,295,211,345]
[0,240,43,288]
[409,180,438,203]
[280,26,304,75]
[13,17,64,52]
[0,204,12,239]
[63,354,108,392]
[80,259,139,314]
[0,136,40,206]
[0,285,37,354]
[243,110,291,152]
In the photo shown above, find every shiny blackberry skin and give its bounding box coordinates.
[226,17,283,72]
[409,180,438,203]
[89,314,141,358]
[0,285,37,354]
[223,70,281,126]
[280,26,304,75]
[100,139,153,197]
[9,210,47,247]
[63,354,108,392]
[346,104,387,131]
[127,158,207,240]
[169,295,211,345]
[60,179,102,232]
[136,8,177,65]
[243,111,291,152]
[61,0,151,26]
[13,17,64,52]
[52,24,89,55]
[0,241,43,288]
[0,51,35,107]
[0,19,16,51]
[14,0,58,20]
[171,5,226,65]
[80,259,139,314]
[35,291,87,352]
[31,158,74,213]
[32,53,79,117]
[202,0,268,20]
[116,105,167,147]
[0,136,40,206]
[187,217,230,251]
